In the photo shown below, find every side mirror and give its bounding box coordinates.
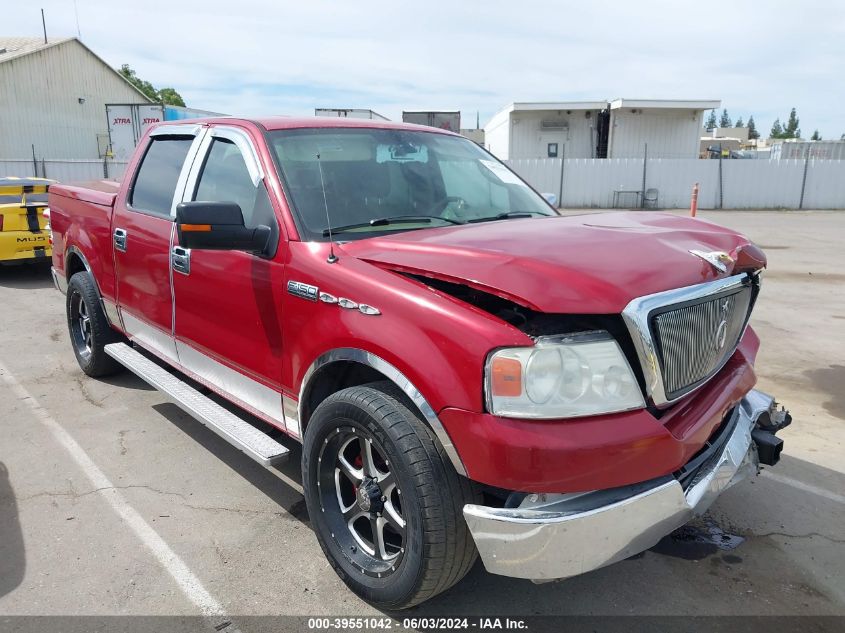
[176,201,271,254]
[541,193,558,207]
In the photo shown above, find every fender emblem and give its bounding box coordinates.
[689,249,734,273]
[287,280,318,301]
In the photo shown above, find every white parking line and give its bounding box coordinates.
[0,360,226,617]
[762,469,845,505]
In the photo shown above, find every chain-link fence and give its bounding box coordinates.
[0,158,129,182]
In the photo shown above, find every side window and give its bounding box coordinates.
[130,137,193,217]
[194,138,274,229]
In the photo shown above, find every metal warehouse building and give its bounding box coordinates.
[485,99,720,160]
[0,37,152,161]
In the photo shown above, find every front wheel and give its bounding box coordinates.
[302,383,480,609]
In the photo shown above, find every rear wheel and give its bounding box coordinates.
[66,271,123,377]
[302,383,479,609]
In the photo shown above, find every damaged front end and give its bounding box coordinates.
[462,390,791,583]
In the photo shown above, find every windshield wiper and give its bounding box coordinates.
[322,215,464,236]
[466,211,548,224]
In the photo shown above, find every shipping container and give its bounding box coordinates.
[315,108,390,121]
[164,105,225,121]
[770,140,845,160]
[402,111,461,132]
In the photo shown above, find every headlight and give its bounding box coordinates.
[485,331,645,418]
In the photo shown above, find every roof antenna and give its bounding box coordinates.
[316,151,338,263]
[73,0,82,38]
[41,8,48,44]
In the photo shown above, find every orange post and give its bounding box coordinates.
[690,182,700,217]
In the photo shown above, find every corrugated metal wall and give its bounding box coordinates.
[508,112,598,159]
[506,158,845,209]
[0,39,150,160]
[609,110,703,159]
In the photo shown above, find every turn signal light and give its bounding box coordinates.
[180,224,212,232]
[490,357,522,397]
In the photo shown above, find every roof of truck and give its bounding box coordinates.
[159,116,459,135]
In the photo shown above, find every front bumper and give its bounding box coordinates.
[463,389,782,582]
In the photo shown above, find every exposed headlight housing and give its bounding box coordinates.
[485,331,645,419]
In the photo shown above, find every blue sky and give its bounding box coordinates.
[9,0,844,138]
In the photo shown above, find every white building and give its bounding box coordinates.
[485,99,720,160]
[0,37,152,161]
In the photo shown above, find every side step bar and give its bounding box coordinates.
[105,343,290,466]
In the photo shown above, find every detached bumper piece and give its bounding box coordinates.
[463,389,788,582]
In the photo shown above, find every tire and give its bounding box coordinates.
[302,382,480,609]
[66,271,123,377]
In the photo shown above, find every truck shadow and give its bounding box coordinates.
[0,261,53,290]
[0,462,26,598]
[150,402,309,525]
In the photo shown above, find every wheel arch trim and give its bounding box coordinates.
[297,348,468,476]
[65,245,122,330]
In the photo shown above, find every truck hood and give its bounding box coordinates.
[342,212,762,314]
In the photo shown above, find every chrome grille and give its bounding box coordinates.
[652,286,753,399]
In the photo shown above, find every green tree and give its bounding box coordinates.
[734,117,744,127]
[157,87,186,107]
[784,108,800,138]
[719,109,732,128]
[747,115,760,139]
[118,64,186,107]
[770,118,784,138]
[810,130,821,141]
[119,64,157,101]
[704,110,717,129]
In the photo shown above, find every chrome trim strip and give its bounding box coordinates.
[150,123,201,137]
[282,394,301,439]
[299,348,467,476]
[102,298,121,329]
[208,126,265,186]
[621,274,750,408]
[175,341,284,425]
[169,128,209,219]
[463,389,770,581]
[121,311,180,364]
[51,266,67,294]
[64,246,124,330]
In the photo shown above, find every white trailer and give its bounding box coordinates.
[315,108,389,121]
[106,103,165,161]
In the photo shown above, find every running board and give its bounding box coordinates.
[105,343,290,466]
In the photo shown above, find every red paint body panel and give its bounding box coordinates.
[343,213,758,313]
[50,116,769,495]
[48,187,118,304]
[111,210,173,335]
[439,328,760,493]
[173,247,287,391]
[279,240,530,413]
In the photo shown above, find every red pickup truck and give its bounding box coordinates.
[49,117,790,609]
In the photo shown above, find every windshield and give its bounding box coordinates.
[268,128,556,241]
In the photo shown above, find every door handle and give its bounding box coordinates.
[113,228,127,252]
[171,246,191,275]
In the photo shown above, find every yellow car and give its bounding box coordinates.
[0,177,53,264]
